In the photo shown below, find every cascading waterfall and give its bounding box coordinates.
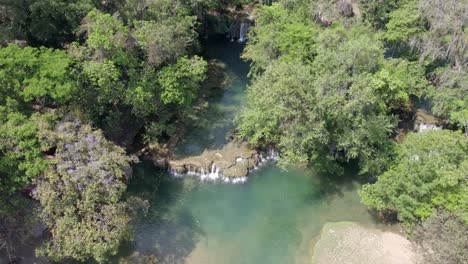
[168,147,279,184]
[238,22,248,42]
[416,123,442,132]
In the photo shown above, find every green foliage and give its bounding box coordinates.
[372,59,429,107]
[428,68,468,132]
[243,4,318,71]
[125,67,160,117]
[82,59,124,107]
[0,45,77,106]
[241,23,397,176]
[0,0,96,46]
[119,0,191,23]
[358,0,398,28]
[360,130,468,224]
[157,56,208,105]
[0,44,75,194]
[134,17,197,67]
[35,117,134,263]
[73,7,206,145]
[0,111,47,193]
[239,63,395,176]
[312,24,383,74]
[384,0,422,43]
[82,9,129,51]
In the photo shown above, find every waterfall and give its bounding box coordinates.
[239,22,248,42]
[208,163,221,180]
[416,123,442,132]
[250,146,280,172]
[169,163,247,184]
[168,147,280,184]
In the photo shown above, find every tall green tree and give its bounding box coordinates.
[358,0,398,28]
[360,130,468,225]
[240,24,400,176]
[242,4,318,71]
[0,45,77,108]
[0,0,96,46]
[0,44,76,194]
[0,111,47,193]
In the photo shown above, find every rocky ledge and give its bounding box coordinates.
[311,222,421,264]
[164,141,278,182]
[414,109,443,132]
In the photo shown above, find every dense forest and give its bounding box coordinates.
[0,0,466,263]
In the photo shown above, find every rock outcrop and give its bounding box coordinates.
[413,109,443,132]
[167,141,278,182]
[202,5,255,41]
[311,222,421,264]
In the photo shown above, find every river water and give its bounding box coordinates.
[119,38,382,264]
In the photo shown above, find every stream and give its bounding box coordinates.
[118,37,383,264]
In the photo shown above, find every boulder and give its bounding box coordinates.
[311,222,421,264]
[168,141,259,178]
[413,109,443,132]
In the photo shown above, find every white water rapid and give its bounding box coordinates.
[169,147,279,184]
[238,22,248,42]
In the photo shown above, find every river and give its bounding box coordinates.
[118,37,383,264]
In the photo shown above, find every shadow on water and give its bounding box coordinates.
[116,36,385,264]
[117,161,203,264]
[173,36,250,157]
[120,160,387,264]
[302,160,362,203]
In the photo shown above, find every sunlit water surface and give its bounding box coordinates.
[122,162,382,264]
[118,37,383,264]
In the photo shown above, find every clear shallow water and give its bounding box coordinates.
[121,162,381,264]
[173,37,249,156]
[118,37,382,264]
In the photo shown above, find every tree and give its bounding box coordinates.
[0,45,77,108]
[240,23,397,176]
[428,68,468,133]
[157,56,207,105]
[0,47,63,193]
[0,0,96,46]
[413,210,468,264]
[416,0,467,69]
[134,17,197,67]
[0,111,47,193]
[80,9,129,53]
[242,4,318,72]
[34,116,135,263]
[358,0,398,28]
[372,58,428,108]
[360,130,468,225]
[384,0,422,44]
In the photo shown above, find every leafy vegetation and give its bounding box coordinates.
[0,0,214,261]
[240,1,466,261]
[0,0,466,262]
[35,117,134,262]
[360,130,467,224]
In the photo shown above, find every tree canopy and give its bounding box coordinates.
[35,117,134,262]
[0,0,466,262]
[360,130,467,224]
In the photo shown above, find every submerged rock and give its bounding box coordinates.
[311,222,421,264]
